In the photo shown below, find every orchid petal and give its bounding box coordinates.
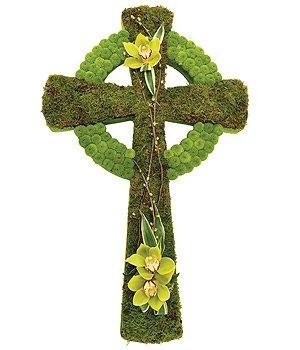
[147,53,161,68]
[148,295,164,311]
[133,290,149,306]
[128,275,145,291]
[124,57,143,69]
[135,33,149,46]
[123,42,139,58]
[149,37,160,54]
[125,253,145,267]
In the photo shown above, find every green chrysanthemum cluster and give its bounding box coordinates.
[74,123,135,180]
[75,30,129,84]
[167,31,222,85]
[164,122,223,180]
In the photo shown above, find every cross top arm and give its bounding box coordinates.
[42,75,138,132]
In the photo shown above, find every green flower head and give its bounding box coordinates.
[126,244,175,311]
[123,33,161,70]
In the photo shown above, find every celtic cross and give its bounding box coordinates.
[42,6,248,344]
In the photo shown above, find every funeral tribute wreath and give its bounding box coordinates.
[42,5,248,344]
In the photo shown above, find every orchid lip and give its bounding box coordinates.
[145,256,160,272]
[138,45,152,60]
[144,280,157,297]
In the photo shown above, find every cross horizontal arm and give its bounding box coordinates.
[162,79,248,131]
[42,75,138,131]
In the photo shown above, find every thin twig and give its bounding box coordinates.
[133,159,156,225]
[152,65,165,205]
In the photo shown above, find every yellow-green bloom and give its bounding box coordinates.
[123,33,161,70]
[126,244,175,311]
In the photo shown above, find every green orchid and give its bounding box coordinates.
[126,244,175,311]
[123,33,161,70]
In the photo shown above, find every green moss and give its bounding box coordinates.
[163,80,248,130]
[42,75,137,131]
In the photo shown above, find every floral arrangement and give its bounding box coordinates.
[125,205,175,315]
[42,5,248,344]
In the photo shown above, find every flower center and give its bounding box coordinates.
[138,45,152,60]
[144,280,157,297]
[145,256,160,272]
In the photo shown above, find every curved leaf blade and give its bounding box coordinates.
[153,25,165,43]
[144,68,156,96]
[140,211,157,247]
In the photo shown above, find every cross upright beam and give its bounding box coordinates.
[120,6,184,343]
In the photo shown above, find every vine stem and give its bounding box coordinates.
[133,159,156,225]
[153,64,164,205]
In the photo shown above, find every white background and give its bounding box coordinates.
[1,0,299,349]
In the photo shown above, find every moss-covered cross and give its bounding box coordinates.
[42,6,248,344]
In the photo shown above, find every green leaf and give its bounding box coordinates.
[153,24,165,43]
[155,302,168,316]
[140,303,149,313]
[140,64,150,72]
[128,275,145,291]
[154,204,165,253]
[125,253,145,267]
[157,257,175,275]
[144,68,156,96]
[133,290,149,306]
[140,211,157,247]
[157,284,170,302]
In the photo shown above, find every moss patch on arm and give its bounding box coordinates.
[163,79,248,130]
[42,75,137,131]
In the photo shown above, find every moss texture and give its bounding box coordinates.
[42,75,136,131]
[41,4,248,344]
[162,79,248,130]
